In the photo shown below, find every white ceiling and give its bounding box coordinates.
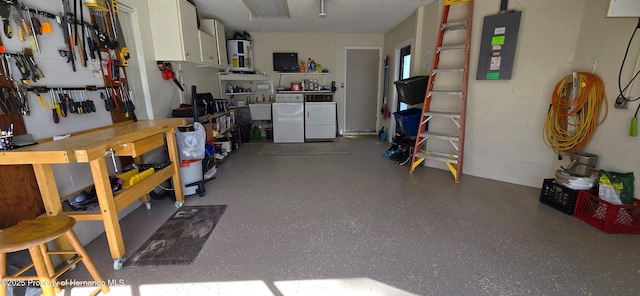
[191,0,435,34]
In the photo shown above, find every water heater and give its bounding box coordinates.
[227,40,254,72]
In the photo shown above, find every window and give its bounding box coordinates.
[398,45,411,111]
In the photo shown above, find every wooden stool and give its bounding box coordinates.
[0,216,110,296]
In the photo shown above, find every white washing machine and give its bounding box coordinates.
[273,93,304,143]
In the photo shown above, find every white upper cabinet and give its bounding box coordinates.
[200,19,228,67]
[149,0,200,63]
[199,31,216,65]
[215,20,228,66]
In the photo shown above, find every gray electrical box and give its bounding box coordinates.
[476,11,522,80]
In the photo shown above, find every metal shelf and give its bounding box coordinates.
[277,72,330,87]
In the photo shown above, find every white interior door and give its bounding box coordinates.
[345,48,380,134]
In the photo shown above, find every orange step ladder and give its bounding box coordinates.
[409,0,474,183]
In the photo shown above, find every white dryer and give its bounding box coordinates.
[273,93,304,143]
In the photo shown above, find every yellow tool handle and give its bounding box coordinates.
[54,100,61,116]
[38,96,50,110]
[21,19,30,36]
[17,26,25,41]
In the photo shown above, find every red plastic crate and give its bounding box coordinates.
[574,190,640,234]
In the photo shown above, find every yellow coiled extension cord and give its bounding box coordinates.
[543,72,608,154]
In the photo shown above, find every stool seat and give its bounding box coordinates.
[0,216,109,296]
[0,216,76,253]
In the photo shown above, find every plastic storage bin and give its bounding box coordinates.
[393,108,423,137]
[394,76,429,105]
[574,190,640,234]
[180,159,203,196]
[539,178,585,215]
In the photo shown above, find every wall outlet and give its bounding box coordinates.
[615,95,628,109]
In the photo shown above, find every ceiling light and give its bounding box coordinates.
[242,0,291,18]
[318,0,328,18]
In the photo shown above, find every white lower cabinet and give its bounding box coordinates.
[305,102,336,140]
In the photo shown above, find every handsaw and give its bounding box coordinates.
[107,0,129,66]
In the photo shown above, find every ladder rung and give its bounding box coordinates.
[419,131,459,141]
[424,111,461,119]
[414,152,459,163]
[429,90,463,96]
[438,44,466,51]
[433,68,464,73]
[442,21,467,30]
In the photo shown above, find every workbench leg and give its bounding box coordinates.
[32,164,73,260]
[166,130,185,207]
[88,158,126,264]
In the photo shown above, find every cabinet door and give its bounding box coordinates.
[199,31,216,65]
[178,0,200,63]
[215,20,228,66]
[150,0,199,63]
[306,103,336,125]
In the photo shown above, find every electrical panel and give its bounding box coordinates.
[607,0,640,18]
[476,11,522,81]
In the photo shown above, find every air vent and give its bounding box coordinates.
[242,0,291,18]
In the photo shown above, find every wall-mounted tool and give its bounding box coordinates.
[24,53,43,80]
[10,3,23,41]
[107,58,120,82]
[59,0,76,71]
[11,81,28,115]
[157,61,184,91]
[0,3,11,38]
[34,88,49,111]
[100,91,109,111]
[107,0,129,66]
[0,89,10,115]
[23,4,39,52]
[30,11,41,35]
[49,88,59,123]
[123,85,136,121]
[3,54,29,115]
[14,55,30,84]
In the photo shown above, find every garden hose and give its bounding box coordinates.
[543,72,608,154]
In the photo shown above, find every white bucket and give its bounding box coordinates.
[179,159,203,195]
[220,141,232,152]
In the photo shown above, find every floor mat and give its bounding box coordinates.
[258,142,350,155]
[124,205,227,267]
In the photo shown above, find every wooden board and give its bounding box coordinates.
[0,118,185,165]
[0,164,44,229]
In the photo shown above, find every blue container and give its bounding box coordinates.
[393,108,423,137]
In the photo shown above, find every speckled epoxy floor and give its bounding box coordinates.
[55,136,640,295]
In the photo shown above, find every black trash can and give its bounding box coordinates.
[240,124,252,143]
[265,127,273,140]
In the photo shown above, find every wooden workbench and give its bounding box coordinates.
[0,118,187,270]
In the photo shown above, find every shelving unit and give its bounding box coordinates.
[218,73,274,103]
[208,109,236,135]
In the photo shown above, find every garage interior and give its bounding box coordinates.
[1,0,640,295]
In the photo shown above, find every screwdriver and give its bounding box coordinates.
[58,91,67,117]
[100,91,110,111]
[49,89,59,123]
